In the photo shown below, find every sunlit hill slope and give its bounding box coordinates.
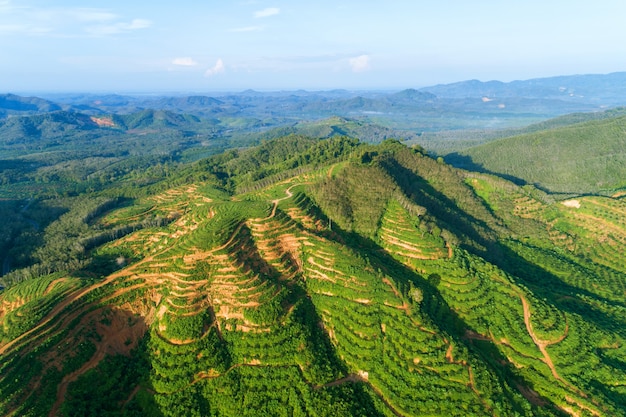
[449,113,626,195]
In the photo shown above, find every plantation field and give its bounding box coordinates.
[1,137,626,416]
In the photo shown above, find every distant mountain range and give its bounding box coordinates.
[5,72,626,131]
[420,71,626,103]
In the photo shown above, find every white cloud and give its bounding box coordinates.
[68,9,117,23]
[349,55,371,72]
[205,58,225,77]
[0,2,51,34]
[172,57,198,66]
[0,3,150,36]
[231,53,372,74]
[229,25,264,32]
[86,18,152,36]
[254,7,280,18]
[126,18,151,30]
[0,23,50,34]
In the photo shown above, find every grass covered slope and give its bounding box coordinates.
[449,114,626,195]
[1,137,626,416]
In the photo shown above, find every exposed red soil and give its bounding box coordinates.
[48,305,150,417]
[90,116,116,127]
[43,278,69,296]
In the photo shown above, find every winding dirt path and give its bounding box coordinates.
[42,278,69,296]
[444,339,495,416]
[517,293,601,416]
[49,334,110,416]
[327,163,338,179]
[518,295,567,382]
[268,184,297,218]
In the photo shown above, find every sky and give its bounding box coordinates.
[2,0,626,93]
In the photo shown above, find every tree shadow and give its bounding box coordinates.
[327,226,568,416]
[76,252,137,279]
[218,221,351,381]
[444,152,528,186]
[377,156,502,258]
[375,155,626,337]
[494,242,626,338]
[0,159,45,177]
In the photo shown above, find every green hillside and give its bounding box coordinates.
[1,137,626,416]
[414,107,626,154]
[449,114,626,195]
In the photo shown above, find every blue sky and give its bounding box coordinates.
[2,0,626,92]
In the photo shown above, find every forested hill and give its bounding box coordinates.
[448,113,626,194]
[227,116,421,146]
[0,94,62,117]
[1,136,626,416]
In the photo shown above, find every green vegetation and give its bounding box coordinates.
[449,113,626,195]
[0,274,84,342]
[411,107,626,154]
[2,131,626,416]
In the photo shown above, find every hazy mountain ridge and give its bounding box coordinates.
[411,106,626,154]
[420,71,626,103]
[0,94,63,117]
[9,72,626,132]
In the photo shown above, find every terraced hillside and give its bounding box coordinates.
[1,138,626,416]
